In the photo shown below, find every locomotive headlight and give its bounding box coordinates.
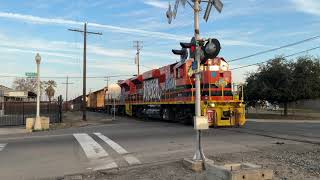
[209,65,219,71]
[209,103,215,107]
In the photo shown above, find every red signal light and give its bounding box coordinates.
[191,45,196,53]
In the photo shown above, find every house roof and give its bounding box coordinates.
[0,85,13,92]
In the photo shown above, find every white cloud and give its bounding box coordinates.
[221,39,269,47]
[291,0,320,16]
[143,0,167,9]
[0,11,188,41]
[0,12,81,25]
[0,46,77,59]
[0,12,269,47]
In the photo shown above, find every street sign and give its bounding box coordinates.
[213,0,223,13]
[25,72,37,77]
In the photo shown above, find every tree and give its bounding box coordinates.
[45,80,57,102]
[291,56,320,100]
[244,55,320,116]
[12,78,45,94]
[245,57,294,116]
[244,72,261,107]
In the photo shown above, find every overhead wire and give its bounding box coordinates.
[230,46,320,70]
[0,74,134,79]
[229,35,320,63]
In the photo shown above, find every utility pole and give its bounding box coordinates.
[62,76,74,108]
[193,0,205,162]
[68,23,102,121]
[166,0,223,163]
[104,76,109,88]
[133,41,143,75]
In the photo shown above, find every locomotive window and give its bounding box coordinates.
[179,68,184,78]
[176,67,184,79]
[176,69,179,78]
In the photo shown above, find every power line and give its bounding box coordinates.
[229,35,320,63]
[231,46,320,70]
[0,74,133,79]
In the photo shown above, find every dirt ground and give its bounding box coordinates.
[50,111,113,130]
[61,143,320,180]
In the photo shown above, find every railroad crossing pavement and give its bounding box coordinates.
[0,116,319,179]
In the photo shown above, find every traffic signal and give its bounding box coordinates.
[203,38,221,59]
[172,37,220,63]
[172,47,188,62]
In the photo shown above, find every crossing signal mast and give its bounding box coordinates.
[167,0,223,163]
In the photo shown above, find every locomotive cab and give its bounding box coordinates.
[199,57,246,127]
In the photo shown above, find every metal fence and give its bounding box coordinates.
[0,100,62,126]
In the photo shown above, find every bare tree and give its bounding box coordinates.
[12,78,45,94]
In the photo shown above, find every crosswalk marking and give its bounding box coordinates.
[94,132,141,165]
[0,143,7,151]
[94,133,128,154]
[73,133,109,159]
[93,161,118,171]
[123,154,141,165]
[74,133,118,170]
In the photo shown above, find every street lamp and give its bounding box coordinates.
[34,53,42,130]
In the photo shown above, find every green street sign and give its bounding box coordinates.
[25,72,37,77]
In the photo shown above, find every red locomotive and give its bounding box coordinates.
[99,56,245,127]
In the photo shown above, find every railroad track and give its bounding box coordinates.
[221,127,320,145]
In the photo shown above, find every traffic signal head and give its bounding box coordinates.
[172,48,188,62]
[177,37,197,59]
[203,38,221,59]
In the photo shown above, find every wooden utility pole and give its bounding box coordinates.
[62,76,74,103]
[68,22,102,121]
[133,41,143,75]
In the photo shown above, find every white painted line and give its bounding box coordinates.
[93,161,118,171]
[73,133,108,160]
[123,154,141,165]
[94,132,128,154]
[94,132,141,165]
[0,143,7,151]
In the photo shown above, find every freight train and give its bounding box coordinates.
[86,56,246,127]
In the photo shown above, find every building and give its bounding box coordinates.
[0,85,37,115]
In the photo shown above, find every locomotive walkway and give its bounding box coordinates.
[0,113,319,179]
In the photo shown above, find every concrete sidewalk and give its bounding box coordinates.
[50,111,113,130]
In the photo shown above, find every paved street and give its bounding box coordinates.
[0,114,319,180]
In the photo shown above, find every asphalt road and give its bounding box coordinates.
[0,115,319,180]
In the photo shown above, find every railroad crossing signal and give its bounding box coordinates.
[172,48,189,62]
[167,0,224,24]
[166,3,173,24]
[172,37,198,61]
[203,38,221,59]
[204,0,224,22]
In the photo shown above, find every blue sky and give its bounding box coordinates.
[0,0,319,99]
